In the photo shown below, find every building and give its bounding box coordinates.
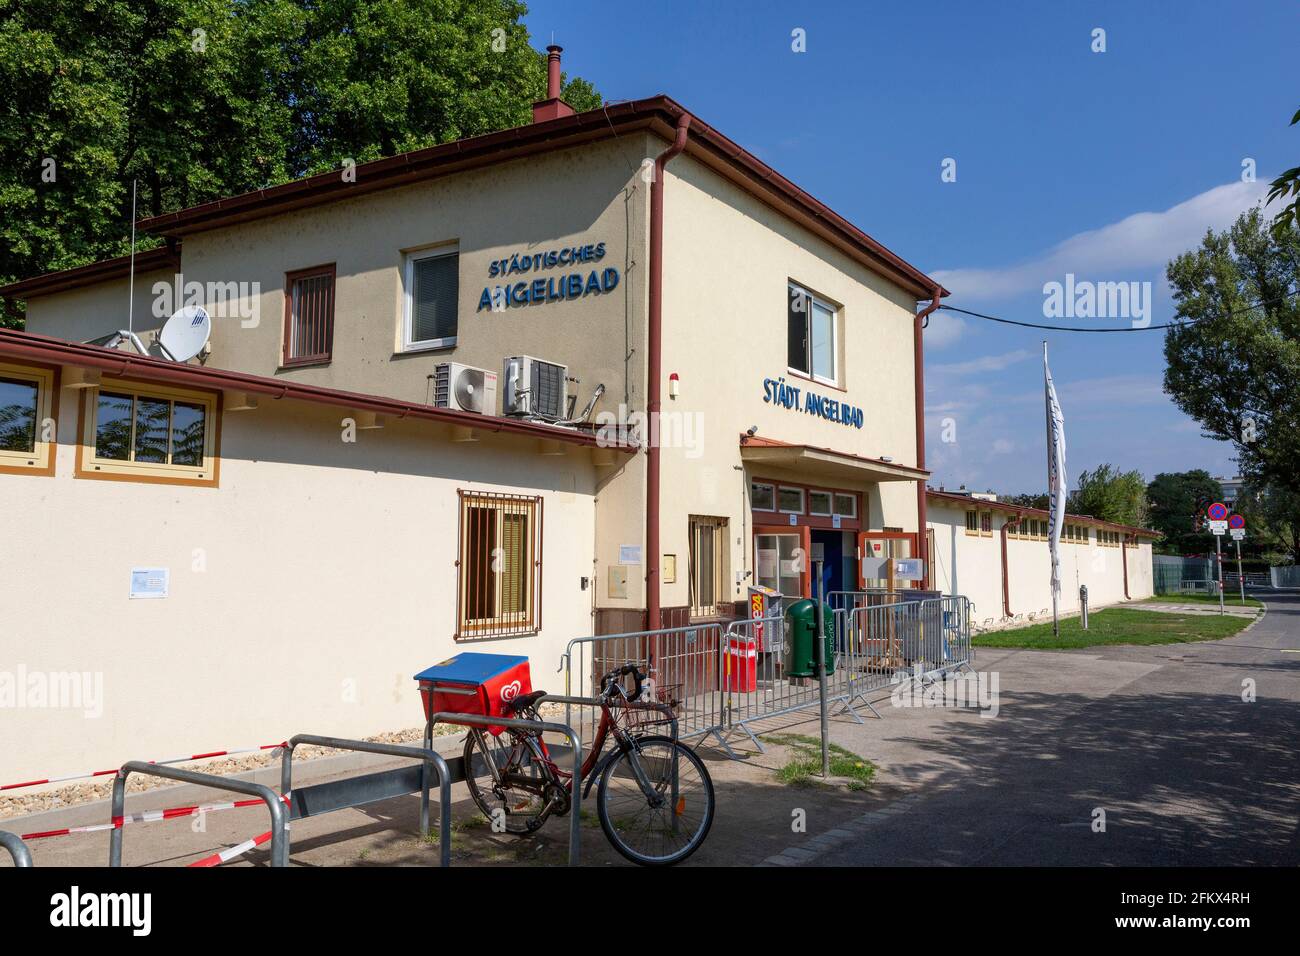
[1218,476,1243,508]
[0,48,1154,780]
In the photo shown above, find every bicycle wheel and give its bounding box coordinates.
[596,735,714,866]
[462,730,550,835]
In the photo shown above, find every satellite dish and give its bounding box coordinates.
[157,305,211,362]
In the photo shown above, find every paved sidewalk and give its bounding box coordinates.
[1130,602,1259,617]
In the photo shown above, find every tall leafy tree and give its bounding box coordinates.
[1266,105,1300,239]
[1069,464,1149,528]
[1163,208,1300,496]
[0,0,602,328]
[1145,469,1224,554]
[1235,482,1300,563]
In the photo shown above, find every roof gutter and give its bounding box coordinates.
[646,112,691,631]
[915,291,942,588]
[0,329,632,452]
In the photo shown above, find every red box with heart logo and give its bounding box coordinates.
[415,653,533,736]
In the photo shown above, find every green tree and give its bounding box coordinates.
[1163,208,1300,497]
[1069,464,1149,528]
[1145,469,1223,554]
[1235,482,1300,563]
[0,0,602,328]
[1266,105,1300,239]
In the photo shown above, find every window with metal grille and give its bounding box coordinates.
[283,264,335,366]
[457,491,541,639]
[965,510,979,535]
[688,515,730,619]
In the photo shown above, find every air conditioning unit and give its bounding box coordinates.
[433,363,498,415]
[503,355,568,419]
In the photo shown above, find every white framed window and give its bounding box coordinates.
[777,486,805,514]
[750,481,775,511]
[402,245,459,351]
[788,282,838,385]
[808,490,832,516]
[832,493,857,518]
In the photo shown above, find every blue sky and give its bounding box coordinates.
[523,0,1299,494]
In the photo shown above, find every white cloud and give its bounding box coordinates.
[923,310,965,349]
[931,348,1034,376]
[930,180,1273,304]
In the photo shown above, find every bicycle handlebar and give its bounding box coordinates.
[600,663,645,702]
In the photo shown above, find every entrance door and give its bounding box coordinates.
[858,532,916,591]
[754,531,806,598]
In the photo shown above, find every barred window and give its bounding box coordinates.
[283,264,335,366]
[965,510,979,535]
[688,515,730,619]
[457,491,541,639]
[980,511,993,535]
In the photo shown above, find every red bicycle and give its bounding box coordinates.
[462,664,715,866]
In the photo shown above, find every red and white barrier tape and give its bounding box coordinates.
[188,827,279,868]
[1,743,287,792]
[20,792,292,842]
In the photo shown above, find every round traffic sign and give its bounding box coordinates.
[1207,502,1228,521]
[1228,513,1245,529]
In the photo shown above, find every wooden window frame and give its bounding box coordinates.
[455,490,542,640]
[282,263,336,368]
[402,245,459,352]
[688,515,731,620]
[980,510,993,536]
[0,359,58,477]
[76,377,220,487]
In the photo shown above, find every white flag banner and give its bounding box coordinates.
[1044,343,1068,598]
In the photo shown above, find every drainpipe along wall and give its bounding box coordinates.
[1002,514,1022,617]
[914,293,942,588]
[646,114,691,631]
[1122,533,1131,599]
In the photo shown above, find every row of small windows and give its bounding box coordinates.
[751,481,857,519]
[0,360,217,484]
[964,510,1132,547]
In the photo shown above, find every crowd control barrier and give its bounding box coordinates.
[1,830,32,867]
[556,595,973,758]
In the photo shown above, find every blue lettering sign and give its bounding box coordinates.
[761,376,864,430]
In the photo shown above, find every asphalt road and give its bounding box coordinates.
[810,590,1300,866]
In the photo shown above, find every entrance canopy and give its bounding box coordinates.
[738,435,927,485]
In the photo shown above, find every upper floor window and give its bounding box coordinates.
[0,360,57,476]
[788,282,837,385]
[78,379,218,485]
[750,481,775,511]
[404,246,459,351]
[283,264,335,367]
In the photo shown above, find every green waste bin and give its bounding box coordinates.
[783,598,835,678]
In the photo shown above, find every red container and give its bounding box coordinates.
[415,653,532,736]
[723,636,758,693]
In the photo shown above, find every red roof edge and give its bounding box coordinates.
[0,328,635,453]
[1,244,181,300]
[926,489,1162,538]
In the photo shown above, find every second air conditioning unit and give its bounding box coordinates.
[433,362,498,415]
[503,355,568,420]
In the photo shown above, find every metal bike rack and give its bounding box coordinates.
[426,711,583,866]
[110,761,289,867]
[280,734,452,868]
[1,830,33,867]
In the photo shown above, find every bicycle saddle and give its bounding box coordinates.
[503,690,547,714]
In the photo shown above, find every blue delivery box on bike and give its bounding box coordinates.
[415,653,532,736]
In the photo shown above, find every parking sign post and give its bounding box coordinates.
[1229,513,1247,604]
[1207,503,1229,615]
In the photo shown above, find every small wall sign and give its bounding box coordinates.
[130,568,169,600]
[618,545,642,566]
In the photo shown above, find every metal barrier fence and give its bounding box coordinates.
[1,830,32,867]
[558,622,730,753]
[110,761,289,867]
[558,596,973,757]
[1271,566,1300,588]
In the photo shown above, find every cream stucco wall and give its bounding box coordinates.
[927,500,1155,628]
[654,154,924,609]
[25,267,176,348]
[0,385,604,783]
